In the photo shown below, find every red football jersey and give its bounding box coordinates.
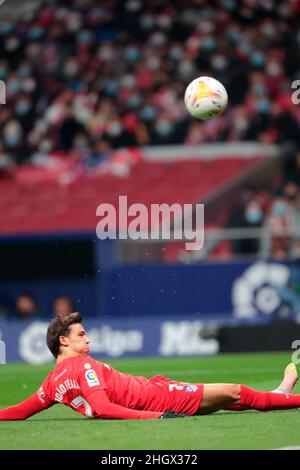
[0,356,203,420]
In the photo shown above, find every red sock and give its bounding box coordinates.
[240,385,300,411]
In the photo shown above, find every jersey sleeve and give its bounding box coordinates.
[36,376,55,408]
[76,357,162,419]
[84,388,162,420]
[0,377,54,421]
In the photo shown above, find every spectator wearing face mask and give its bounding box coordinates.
[283,182,300,208]
[274,258,300,320]
[151,116,176,145]
[2,119,26,163]
[266,196,295,259]
[227,194,265,256]
[14,94,35,133]
[238,199,265,255]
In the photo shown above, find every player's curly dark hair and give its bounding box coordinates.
[46,312,83,358]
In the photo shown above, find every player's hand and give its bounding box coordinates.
[159,412,186,419]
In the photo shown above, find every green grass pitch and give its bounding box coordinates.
[1,351,300,450]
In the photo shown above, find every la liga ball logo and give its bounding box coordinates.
[191,81,222,104]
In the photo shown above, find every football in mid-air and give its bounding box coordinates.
[184,76,228,120]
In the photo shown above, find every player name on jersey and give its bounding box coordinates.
[54,379,80,403]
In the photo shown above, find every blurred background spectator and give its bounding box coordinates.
[226,191,265,255]
[53,296,75,318]
[13,293,43,320]
[274,258,300,319]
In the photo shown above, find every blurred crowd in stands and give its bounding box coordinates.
[0,292,76,321]
[227,180,300,260]
[0,0,299,285]
[0,0,299,172]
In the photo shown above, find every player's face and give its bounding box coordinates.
[66,323,90,355]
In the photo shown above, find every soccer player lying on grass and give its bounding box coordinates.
[0,312,299,420]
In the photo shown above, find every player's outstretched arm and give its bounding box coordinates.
[0,393,54,421]
[86,389,163,419]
